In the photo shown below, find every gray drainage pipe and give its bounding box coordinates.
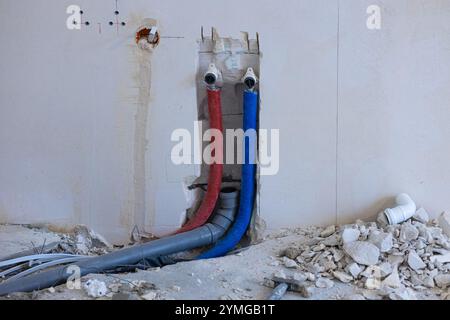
[0,188,239,296]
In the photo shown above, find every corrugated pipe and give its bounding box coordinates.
[197,89,258,259]
[0,188,238,296]
[176,86,224,234]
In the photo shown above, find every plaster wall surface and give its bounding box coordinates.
[0,0,449,242]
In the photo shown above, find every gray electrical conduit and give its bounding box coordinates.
[0,254,88,269]
[0,264,27,278]
[6,256,91,282]
[0,242,60,262]
[0,188,239,295]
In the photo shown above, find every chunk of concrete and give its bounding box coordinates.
[434,274,450,288]
[413,208,429,224]
[407,250,426,270]
[344,241,380,266]
[361,265,383,279]
[271,273,314,298]
[315,277,334,289]
[400,223,419,242]
[365,278,381,290]
[73,225,112,254]
[322,233,341,246]
[368,231,393,252]
[297,285,314,298]
[430,253,450,264]
[282,257,298,268]
[389,288,417,300]
[332,249,345,262]
[382,267,401,289]
[321,259,337,271]
[362,290,383,300]
[320,225,336,238]
[387,254,404,266]
[83,279,108,298]
[341,228,360,244]
[345,294,366,300]
[378,262,394,277]
[283,247,301,260]
[273,270,288,280]
[347,263,363,278]
[141,291,158,300]
[293,272,308,283]
[438,212,450,238]
[420,275,435,288]
[332,271,353,283]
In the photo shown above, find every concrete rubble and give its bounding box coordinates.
[269,207,450,300]
[439,212,450,238]
[343,241,380,266]
[83,279,108,298]
[2,206,450,300]
[59,225,113,255]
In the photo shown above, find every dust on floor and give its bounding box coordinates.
[0,227,357,300]
[1,211,449,300]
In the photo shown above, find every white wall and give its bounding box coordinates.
[337,0,450,223]
[1,0,450,242]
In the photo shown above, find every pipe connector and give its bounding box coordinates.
[210,187,239,242]
[147,26,158,43]
[381,193,416,225]
[242,67,258,90]
[218,187,240,209]
[204,63,222,88]
[136,23,160,51]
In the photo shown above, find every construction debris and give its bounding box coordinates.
[343,241,380,266]
[265,273,314,298]
[434,274,450,288]
[413,208,430,224]
[368,231,393,252]
[315,277,334,288]
[141,291,158,300]
[2,204,449,300]
[0,224,114,284]
[341,228,360,244]
[320,225,336,238]
[439,212,450,238]
[59,225,112,256]
[83,279,108,298]
[282,257,297,268]
[407,250,426,270]
[273,207,450,300]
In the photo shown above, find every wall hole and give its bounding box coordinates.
[135,27,160,47]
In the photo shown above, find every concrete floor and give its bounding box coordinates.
[0,224,444,300]
[0,224,61,260]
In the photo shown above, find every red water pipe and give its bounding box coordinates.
[176,88,223,233]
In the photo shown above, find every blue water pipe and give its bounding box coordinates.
[198,89,258,259]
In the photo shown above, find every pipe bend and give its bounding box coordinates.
[384,193,416,225]
[0,188,239,296]
[197,90,258,259]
